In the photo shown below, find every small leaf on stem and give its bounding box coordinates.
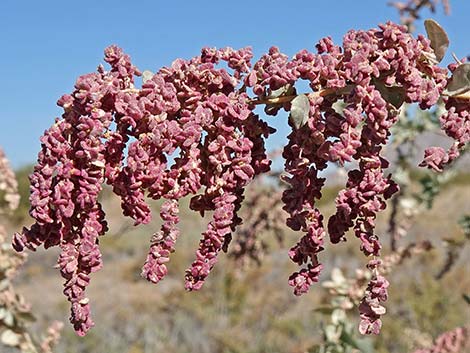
[289,94,310,129]
[264,84,296,115]
[424,19,449,62]
[1,329,21,347]
[142,70,154,83]
[446,63,470,96]
[373,79,406,108]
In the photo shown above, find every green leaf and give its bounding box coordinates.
[339,329,361,350]
[445,63,470,96]
[324,324,340,342]
[416,174,441,209]
[355,339,375,353]
[268,84,295,99]
[0,308,6,321]
[424,19,449,62]
[372,79,406,108]
[330,268,347,284]
[289,94,310,129]
[331,309,346,325]
[264,84,296,115]
[142,70,154,83]
[0,309,15,327]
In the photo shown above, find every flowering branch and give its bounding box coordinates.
[11,20,469,337]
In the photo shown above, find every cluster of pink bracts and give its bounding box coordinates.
[413,326,469,353]
[0,148,20,212]
[11,21,469,336]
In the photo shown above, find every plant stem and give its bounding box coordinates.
[249,86,351,106]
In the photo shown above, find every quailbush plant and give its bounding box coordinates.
[10,0,469,340]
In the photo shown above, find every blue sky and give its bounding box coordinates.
[0,0,467,168]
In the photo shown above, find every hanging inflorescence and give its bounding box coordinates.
[12,21,469,336]
[412,326,470,353]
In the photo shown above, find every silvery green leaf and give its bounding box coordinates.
[339,329,361,350]
[289,94,310,129]
[322,280,337,289]
[267,84,296,99]
[1,329,21,347]
[352,336,375,353]
[373,79,406,108]
[0,308,7,320]
[2,310,15,327]
[446,63,470,96]
[399,197,418,214]
[264,84,297,115]
[330,268,346,284]
[424,19,449,62]
[142,70,154,83]
[331,309,346,325]
[324,324,340,342]
[393,167,410,186]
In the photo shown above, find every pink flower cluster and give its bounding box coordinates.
[229,180,286,269]
[11,47,135,335]
[141,199,179,283]
[0,147,20,212]
[420,58,470,172]
[275,22,445,314]
[13,45,273,335]
[413,326,469,353]
[358,260,389,335]
[420,96,470,171]
[12,21,468,336]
